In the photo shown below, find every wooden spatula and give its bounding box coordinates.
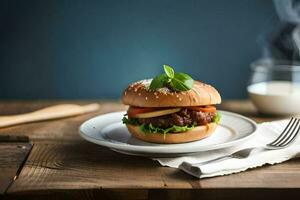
[0,103,100,128]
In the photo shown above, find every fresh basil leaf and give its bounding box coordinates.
[149,74,168,90]
[170,73,194,91]
[149,65,194,91]
[212,112,221,124]
[163,64,174,78]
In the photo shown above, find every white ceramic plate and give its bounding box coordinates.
[79,111,257,157]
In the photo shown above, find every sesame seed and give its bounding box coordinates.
[138,93,141,96]
[134,88,138,92]
[179,98,182,101]
[145,97,148,100]
[156,96,159,99]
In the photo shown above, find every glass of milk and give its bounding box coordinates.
[247,60,300,115]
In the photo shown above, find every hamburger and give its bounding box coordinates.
[121,65,221,144]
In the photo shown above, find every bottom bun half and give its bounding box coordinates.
[126,123,217,144]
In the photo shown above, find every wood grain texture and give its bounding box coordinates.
[0,143,32,194]
[7,142,300,193]
[0,100,299,199]
[0,101,126,142]
[6,189,149,200]
[8,142,185,192]
[5,189,300,200]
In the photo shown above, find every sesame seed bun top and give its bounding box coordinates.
[121,79,221,107]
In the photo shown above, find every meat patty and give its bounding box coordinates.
[136,109,215,128]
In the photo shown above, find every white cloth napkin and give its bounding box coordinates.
[154,119,300,178]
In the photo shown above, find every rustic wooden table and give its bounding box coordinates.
[0,100,300,200]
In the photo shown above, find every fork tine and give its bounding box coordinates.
[269,118,296,146]
[279,128,300,147]
[271,118,298,146]
[277,119,300,147]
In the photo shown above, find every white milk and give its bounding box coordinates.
[247,81,300,115]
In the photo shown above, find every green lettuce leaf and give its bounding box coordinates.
[122,116,139,125]
[139,123,195,134]
[213,112,221,123]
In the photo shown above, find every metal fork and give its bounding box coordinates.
[185,117,300,167]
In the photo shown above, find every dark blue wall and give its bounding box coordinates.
[0,0,278,99]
